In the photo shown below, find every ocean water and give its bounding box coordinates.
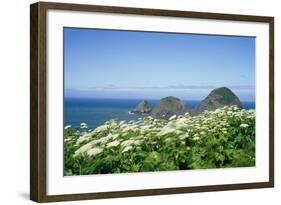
[64,98,255,129]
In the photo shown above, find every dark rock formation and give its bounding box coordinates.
[194,87,242,114]
[131,100,151,114]
[151,96,187,119]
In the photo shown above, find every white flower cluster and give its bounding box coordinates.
[80,122,88,129]
[68,105,255,159]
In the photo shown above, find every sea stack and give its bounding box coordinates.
[131,100,152,114]
[195,87,242,114]
[151,96,187,119]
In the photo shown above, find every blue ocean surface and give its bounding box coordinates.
[64,98,255,129]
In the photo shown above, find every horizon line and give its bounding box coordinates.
[64,96,256,103]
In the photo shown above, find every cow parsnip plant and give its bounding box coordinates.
[64,106,255,176]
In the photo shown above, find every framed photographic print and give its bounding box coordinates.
[30,1,274,202]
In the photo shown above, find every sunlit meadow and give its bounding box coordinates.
[64,105,255,176]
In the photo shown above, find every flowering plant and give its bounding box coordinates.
[64,106,255,175]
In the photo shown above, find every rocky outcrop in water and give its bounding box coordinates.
[194,87,242,114]
[151,96,187,119]
[131,100,152,114]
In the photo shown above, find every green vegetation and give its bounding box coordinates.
[64,106,255,176]
[215,87,240,104]
[151,96,187,119]
[195,87,242,114]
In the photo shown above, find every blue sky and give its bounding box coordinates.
[64,28,255,101]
